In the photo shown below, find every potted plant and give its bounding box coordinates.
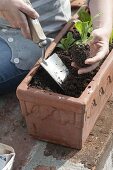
[16,7,113,149]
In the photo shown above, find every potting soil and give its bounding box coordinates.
[29,48,99,98]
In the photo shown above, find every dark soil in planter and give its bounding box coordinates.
[51,48,99,97]
[29,47,99,98]
[29,63,98,98]
[69,29,91,68]
[30,65,64,94]
[29,30,113,98]
[69,44,90,68]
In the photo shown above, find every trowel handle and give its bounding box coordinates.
[23,0,46,44]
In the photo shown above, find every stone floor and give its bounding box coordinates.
[0,92,37,170]
[1,92,113,170]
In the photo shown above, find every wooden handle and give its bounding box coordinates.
[24,0,46,44]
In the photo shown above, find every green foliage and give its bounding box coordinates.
[78,7,93,32]
[78,7,91,23]
[109,30,113,44]
[74,8,93,45]
[78,7,100,32]
[57,7,99,50]
[74,20,92,45]
[57,32,75,51]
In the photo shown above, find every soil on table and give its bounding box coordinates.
[29,30,113,98]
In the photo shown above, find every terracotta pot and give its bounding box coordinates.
[16,14,113,149]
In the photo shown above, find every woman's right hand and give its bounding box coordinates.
[0,0,39,39]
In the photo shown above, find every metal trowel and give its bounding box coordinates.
[24,0,69,89]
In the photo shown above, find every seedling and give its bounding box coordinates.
[74,7,93,45]
[58,8,93,50]
[57,32,75,51]
[75,8,101,45]
[74,20,92,45]
[57,7,101,67]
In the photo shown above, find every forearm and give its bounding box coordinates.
[88,0,113,37]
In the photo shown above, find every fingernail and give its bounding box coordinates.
[85,60,90,64]
[85,61,89,64]
[35,12,39,18]
[32,12,39,19]
[35,14,39,18]
[78,70,81,74]
[33,15,38,19]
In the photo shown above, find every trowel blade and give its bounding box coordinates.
[40,53,69,87]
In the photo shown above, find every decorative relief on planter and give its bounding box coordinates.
[86,68,113,119]
[24,102,83,127]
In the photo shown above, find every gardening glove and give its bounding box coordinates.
[78,0,113,74]
[0,0,39,39]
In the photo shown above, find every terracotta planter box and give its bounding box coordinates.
[17,15,113,149]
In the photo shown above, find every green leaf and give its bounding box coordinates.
[67,32,73,38]
[74,21,90,44]
[57,32,75,51]
[57,43,65,50]
[88,27,93,34]
[58,8,99,49]
[74,21,83,37]
[74,40,82,45]
[78,8,91,22]
[67,32,75,45]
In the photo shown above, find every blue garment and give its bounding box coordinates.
[0,0,71,94]
[0,37,28,94]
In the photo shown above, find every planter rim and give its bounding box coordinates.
[17,49,113,107]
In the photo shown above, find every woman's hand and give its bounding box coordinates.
[78,28,110,74]
[0,0,39,39]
